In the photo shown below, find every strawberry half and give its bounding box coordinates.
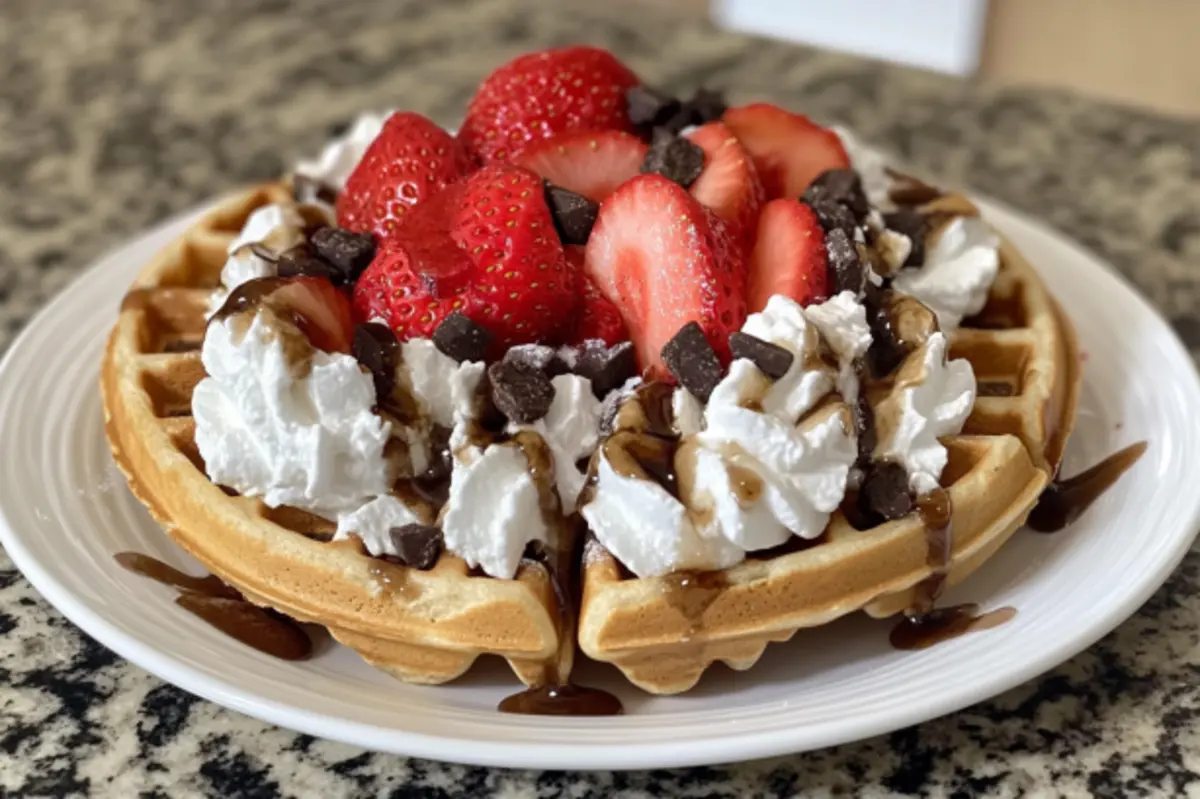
[353,165,575,351]
[515,130,648,203]
[584,174,746,377]
[337,112,469,241]
[565,246,628,346]
[684,121,765,252]
[746,198,828,313]
[722,103,850,201]
[222,276,356,354]
[459,46,640,165]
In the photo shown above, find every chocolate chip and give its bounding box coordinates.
[883,209,927,267]
[310,226,376,283]
[807,196,859,240]
[353,323,400,399]
[825,228,865,295]
[641,132,705,189]
[804,169,869,220]
[276,245,344,283]
[488,360,555,423]
[544,182,599,245]
[859,461,914,521]
[853,392,876,467]
[387,524,443,570]
[661,321,723,402]
[729,332,794,379]
[574,341,637,398]
[432,311,492,363]
[626,85,682,129]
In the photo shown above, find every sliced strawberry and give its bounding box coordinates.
[515,130,648,203]
[567,246,628,346]
[722,103,850,200]
[684,121,765,252]
[459,46,640,165]
[353,165,576,351]
[584,174,746,377]
[220,276,356,354]
[337,112,469,241]
[746,198,828,313]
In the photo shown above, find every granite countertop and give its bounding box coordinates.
[2,0,1200,796]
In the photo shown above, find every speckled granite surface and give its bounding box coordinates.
[2,1,1200,796]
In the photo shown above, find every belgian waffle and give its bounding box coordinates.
[578,213,1081,694]
[101,183,570,687]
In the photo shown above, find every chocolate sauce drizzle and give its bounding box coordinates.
[115,552,313,661]
[1028,442,1148,533]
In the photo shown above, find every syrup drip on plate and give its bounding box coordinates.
[890,604,1017,650]
[115,552,312,661]
[1028,441,1148,533]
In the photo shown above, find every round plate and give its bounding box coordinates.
[1,197,1198,771]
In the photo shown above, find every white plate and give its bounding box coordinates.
[1,196,1198,771]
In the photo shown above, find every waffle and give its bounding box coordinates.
[578,214,1081,694]
[101,183,570,687]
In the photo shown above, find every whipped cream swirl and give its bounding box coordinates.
[891,215,1000,330]
[294,111,391,190]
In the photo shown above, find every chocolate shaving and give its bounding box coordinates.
[352,323,401,400]
[387,524,443,570]
[640,131,705,188]
[883,208,928,267]
[803,169,870,221]
[488,360,555,423]
[310,226,376,283]
[432,311,492,363]
[544,182,599,246]
[859,461,914,521]
[573,341,637,399]
[825,228,865,295]
[729,332,794,379]
[661,322,723,402]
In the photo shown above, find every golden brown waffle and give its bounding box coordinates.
[579,219,1081,695]
[101,183,568,687]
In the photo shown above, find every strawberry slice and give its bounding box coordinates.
[459,46,640,165]
[515,130,648,203]
[746,198,828,313]
[221,276,356,353]
[684,121,766,251]
[584,174,746,376]
[337,112,469,241]
[722,103,849,200]
[565,246,628,346]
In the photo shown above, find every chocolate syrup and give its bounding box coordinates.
[662,570,728,637]
[1028,441,1148,533]
[910,488,953,613]
[115,552,312,661]
[498,683,623,716]
[890,604,1017,650]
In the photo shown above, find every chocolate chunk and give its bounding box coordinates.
[352,323,401,399]
[687,87,727,125]
[641,131,705,188]
[825,228,865,295]
[574,341,637,398]
[661,321,724,402]
[853,391,876,467]
[859,461,914,521]
[807,196,859,240]
[387,524,444,570]
[276,245,344,283]
[504,344,561,374]
[432,311,492,363]
[544,182,599,245]
[862,285,908,378]
[883,208,927,267]
[803,169,870,220]
[626,85,682,129]
[729,332,794,379]
[310,226,376,283]
[488,360,556,423]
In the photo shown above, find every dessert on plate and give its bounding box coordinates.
[102,45,1084,705]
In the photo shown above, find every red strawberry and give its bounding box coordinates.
[722,103,849,200]
[515,130,648,203]
[684,121,766,251]
[459,46,640,165]
[337,112,469,241]
[584,174,746,377]
[353,165,575,350]
[746,198,828,313]
[223,276,355,353]
[565,247,628,346]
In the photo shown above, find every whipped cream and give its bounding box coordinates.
[873,332,976,494]
[335,494,429,557]
[295,111,391,190]
[398,339,485,429]
[193,311,392,519]
[803,291,873,403]
[210,204,307,313]
[441,440,550,580]
[672,388,704,437]
[509,374,602,515]
[891,215,1000,331]
[736,296,836,422]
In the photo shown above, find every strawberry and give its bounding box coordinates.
[353,165,575,350]
[584,174,746,377]
[222,276,356,353]
[565,246,628,346]
[684,121,766,252]
[459,46,640,165]
[722,103,850,200]
[515,130,648,203]
[746,198,828,313]
[337,112,469,241]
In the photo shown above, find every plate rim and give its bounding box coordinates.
[1,195,1199,770]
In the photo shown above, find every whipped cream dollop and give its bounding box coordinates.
[873,332,976,494]
[210,204,307,313]
[398,339,485,430]
[295,111,391,189]
[802,291,873,402]
[193,311,392,519]
[508,374,602,515]
[891,215,1000,330]
[335,494,430,557]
